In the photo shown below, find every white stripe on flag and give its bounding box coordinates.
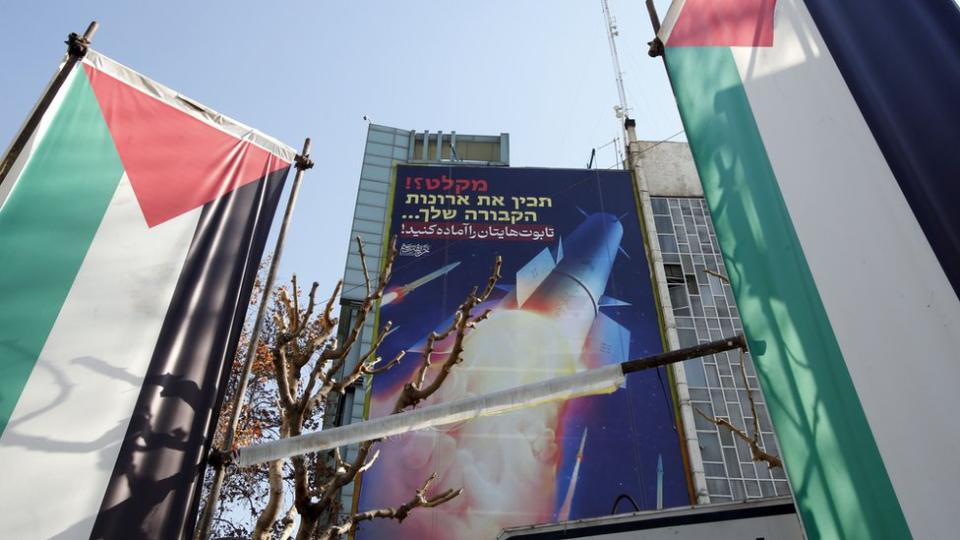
[0,175,201,539]
[730,1,960,536]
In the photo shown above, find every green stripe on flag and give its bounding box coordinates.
[664,47,911,539]
[0,66,124,435]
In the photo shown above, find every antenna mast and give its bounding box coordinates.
[601,0,630,120]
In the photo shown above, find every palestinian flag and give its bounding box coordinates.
[0,50,294,539]
[659,0,960,538]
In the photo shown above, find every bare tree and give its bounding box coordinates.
[202,237,502,540]
[694,270,782,471]
[694,363,782,469]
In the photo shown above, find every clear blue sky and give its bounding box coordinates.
[0,1,682,291]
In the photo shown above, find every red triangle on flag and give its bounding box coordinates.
[668,0,776,48]
[83,64,289,228]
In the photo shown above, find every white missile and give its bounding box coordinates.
[381,261,461,305]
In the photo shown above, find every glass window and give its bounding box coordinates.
[364,142,395,158]
[760,482,776,497]
[717,425,734,446]
[699,432,724,462]
[686,275,700,294]
[690,388,710,401]
[693,210,706,226]
[705,365,721,388]
[694,316,708,336]
[360,163,390,181]
[669,284,689,311]
[724,448,741,471]
[367,130,395,145]
[364,154,393,167]
[690,235,702,253]
[651,197,670,215]
[707,479,732,496]
[695,409,716,430]
[677,328,698,348]
[690,295,705,318]
[720,318,734,336]
[717,357,731,376]
[705,463,727,477]
[658,234,679,253]
[757,405,773,432]
[664,263,685,284]
[655,215,672,232]
[684,360,707,387]
[710,389,726,413]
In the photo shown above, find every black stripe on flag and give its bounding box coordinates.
[91,166,289,540]
[804,0,960,297]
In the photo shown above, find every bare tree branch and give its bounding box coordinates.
[393,256,501,414]
[693,406,782,469]
[357,236,371,295]
[324,473,462,539]
[206,236,490,539]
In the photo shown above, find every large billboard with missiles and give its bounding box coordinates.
[357,165,687,538]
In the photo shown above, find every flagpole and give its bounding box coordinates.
[231,335,748,468]
[644,0,665,57]
[193,138,313,540]
[0,21,98,185]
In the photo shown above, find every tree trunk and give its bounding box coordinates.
[252,458,286,540]
[295,515,319,540]
[278,504,297,540]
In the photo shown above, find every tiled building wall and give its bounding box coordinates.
[651,196,790,502]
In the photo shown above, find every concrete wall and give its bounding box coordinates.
[632,140,703,197]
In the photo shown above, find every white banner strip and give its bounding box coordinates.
[235,364,625,467]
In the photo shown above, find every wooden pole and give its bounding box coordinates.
[193,138,313,540]
[0,21,98,184]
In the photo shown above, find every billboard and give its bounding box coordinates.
[357,165,687,539]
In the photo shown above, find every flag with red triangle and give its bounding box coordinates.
[658,0,960,538]
[0,49,294,539]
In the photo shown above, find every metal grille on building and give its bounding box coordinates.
[650,196,790,501]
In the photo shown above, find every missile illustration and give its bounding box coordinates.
[381,261,461,306]
[558,428,589,522]
[510,213,632,369]
[656,453,664,510]
[364,212,635,532]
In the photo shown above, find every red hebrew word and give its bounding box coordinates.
[404,175,488,195]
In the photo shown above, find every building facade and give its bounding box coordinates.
[635,140,790,502]
[330,124,788,520]
[325,125,508,508]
